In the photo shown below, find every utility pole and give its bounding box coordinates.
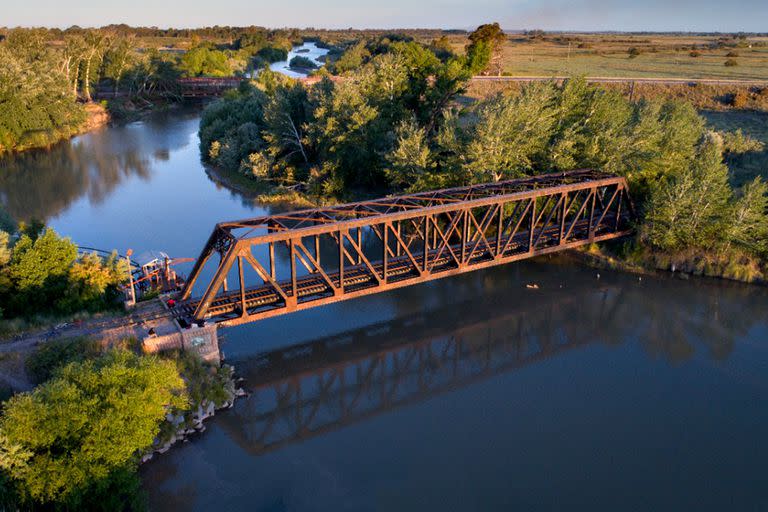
[126,248,136,305]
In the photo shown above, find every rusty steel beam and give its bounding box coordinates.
[177,170,634,326]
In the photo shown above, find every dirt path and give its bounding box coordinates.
[0,300,173,392]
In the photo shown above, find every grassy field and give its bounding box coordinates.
[443,33,768,80]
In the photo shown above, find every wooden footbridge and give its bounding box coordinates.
[174,170,633,328]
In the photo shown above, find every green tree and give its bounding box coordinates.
[726,177,768,256]
[81,30,109,102]
[332,41,371,74]
[0,231,10,268]
[385,119,435,191]
[310,78,382,189]
[8,228,77,292]
[0,35,86,153]
[643,135,732,251]
[465,23,506,75]
[463,84,557,182]
[263,83,313,166]
[179,46,231,77]
[103,35,135,94]
[65,251,129,311]
[289,55,317,70]
[0,350,187,504]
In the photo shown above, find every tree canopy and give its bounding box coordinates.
[0,350,187,505]
[0,226,129,320]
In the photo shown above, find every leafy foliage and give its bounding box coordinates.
[0,34,86,153]
[289,55,318,70]
[465,23,506,75]
[0,227,129,320]
[25,337,102,385]
[178,46,231,77]
[0,350,187,504]
[200,38,469,196]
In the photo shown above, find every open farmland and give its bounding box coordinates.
[442,33,768,80]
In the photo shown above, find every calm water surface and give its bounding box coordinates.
[1,109,767,511]
[268,42,330,78]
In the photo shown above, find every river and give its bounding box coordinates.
[1,106,767,510]
[268,42,330,78]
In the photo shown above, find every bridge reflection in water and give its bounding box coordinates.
[218,282,624,456]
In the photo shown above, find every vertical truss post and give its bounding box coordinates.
[460,209,468,267]
[383,222,389,283]
[338,229,345,292]
[288,239,297,310]
[589,187,597,241]
[495,202,503,259]
[559,192,567,245]
[238,255,246,317]
[529,197,537,254]
[423,215,430,273]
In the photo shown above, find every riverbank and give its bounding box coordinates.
[0,102,110,156]
[142,359,248,463]
[205,163,318,209]
[571,243,767,286]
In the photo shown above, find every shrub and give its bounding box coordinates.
[725,58,738,67]
[25,337,102,384]
[730,90,749,108]
[689,50,701,58]
[628,47,641,58]
[289,55,318,69]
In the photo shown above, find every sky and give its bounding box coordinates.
[3,0,766,32]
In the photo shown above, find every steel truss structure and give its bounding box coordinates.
[178,170,633,326]
[219,285,625,456]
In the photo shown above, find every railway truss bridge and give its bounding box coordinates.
[174,170,634,327]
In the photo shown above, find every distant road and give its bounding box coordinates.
[470,76,768,86]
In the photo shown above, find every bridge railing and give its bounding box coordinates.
[178,170,633,326]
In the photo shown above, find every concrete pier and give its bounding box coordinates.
[141,300,221,364]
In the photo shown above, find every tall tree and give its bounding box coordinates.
[81,30,109,102]
[465,23,506,75]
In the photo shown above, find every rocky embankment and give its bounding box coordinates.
[141,364,248,463]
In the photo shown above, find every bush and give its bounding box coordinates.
[289,55,318,69]
[257,46,288,63]
[25,337,101,384]
[689,50,701,58]
[628,47,641,58]
[730,90,749,108]
[725,58,738,67]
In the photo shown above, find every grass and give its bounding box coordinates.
[444,33,768,80]
[703,110,768,187]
